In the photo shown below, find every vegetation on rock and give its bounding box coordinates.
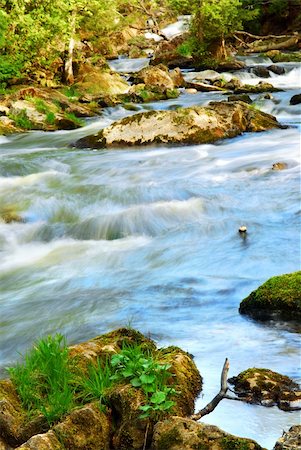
[239,271,301,321]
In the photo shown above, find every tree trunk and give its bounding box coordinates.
[245,35,299,53]
[65,11,76,85]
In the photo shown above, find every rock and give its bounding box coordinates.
[239,271,301,322]
[239,225,247,233]
[189,70,223,82]
[133,65,175,90]
[0,205,23,224]
[265,50,301,63]
[53,403,110,450]
[0,436,12,450]
[185,88,197,94]
[228,368,301,411]
[268,65,285,75]
[185,81,226,92]
[0,116,19,135]
[228,94,252,104]
[272,162,288,170]
[75,101,282,149]
[273,425,301,450]
[170,68,185,88]
[223,78,242,90]
[235,82,282,94]
[0,380,48,447]
[75,66,130,96]
[152,417,265,450]
[216,59,246,71]
[151,34,193,69]
[290,94,301,105]
[253,66,271,78]
[0,105,9,116]
[16,431,62,449]
[10,100,45,128]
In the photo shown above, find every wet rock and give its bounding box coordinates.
[253,66,270,78]
[133,65,175,90]
[238,225,247,233]
[228,94,252,104]
[235,81,282,94]
[290,94,301,105]
[239,271,301,322]
[185,88,197,94]
[272,162,288,170]
[223,78,242,90]
[185,81,225,92]
[75,65,130,96]
[16,431,62,449]
[75,101,282,149]
[53,403,110,450]
[265,50,301,63]
[0,205,23,224]
[0,105,9,116]
[268,65,285,75]
[273,425,301,449]
[152,417,264,450]
[228,368,301,411]
[0,116,20,135]
[170,68,185,88]
[216,59,246,71]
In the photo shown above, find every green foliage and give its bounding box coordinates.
[8,334,75,425]
[110,344,177,419]
[9,335,178,425]
[167,0,191,14]
[64,112,85,127]
[46,111,56,125]
[9,110,34,130]
[62,86,81,99]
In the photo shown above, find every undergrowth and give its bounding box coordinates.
[8,334,178,425]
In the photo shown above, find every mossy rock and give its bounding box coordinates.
[228,368,301,411]
[264,50,301,63]
[152,417,265,450]
[273,425,301,449]
[0,205,23,224]
[239,272,301,322]
[235,82,282,94]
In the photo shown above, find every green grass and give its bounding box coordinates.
[9,109,34,130]
[8,335,178,425]
[8,334,75,425]
[64,112,84,127]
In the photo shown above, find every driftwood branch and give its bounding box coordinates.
[235,31,298,41]
[245,36,299,53]
[190,358,229,421]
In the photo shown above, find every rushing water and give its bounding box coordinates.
[0,59,300,448]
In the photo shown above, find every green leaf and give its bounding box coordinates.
[130,377,141,387]
[150,391,166,404]
[139,404,151,411]
[121,369,133,378]
[140,374,155,385]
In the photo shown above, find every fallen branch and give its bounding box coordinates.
[245,36,299,53]
[190,358,229,420]
[235,31,298,41]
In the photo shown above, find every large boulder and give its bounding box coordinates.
[239,271,301,322]
[228,368,301,411]
[133,65,175,90]
[152,417,265,450]
[273,425,301,450]
[75,101,282,149]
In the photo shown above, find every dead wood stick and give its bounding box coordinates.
[190,358,230,421]
[235,31,298,40]
[245,36,299,53]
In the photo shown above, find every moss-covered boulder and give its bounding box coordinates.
[264,50,301,63]
[0,380,48,447]
[75,65,130,96]
[152,417,265,450]
[75,101,282,149]
[235,82,282,94]
[133,65,176,90]
[16,431,62,449]
[239,272,301,322]
[53,403,110,450]
[0,205,23,224]
[228,368,301,411]
[273,425,301,449]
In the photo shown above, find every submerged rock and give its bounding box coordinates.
[152,417,265,450]
[75,101,282,149]
[228,368,301,411]
[239,271,301,322]
[235,82,282,94]
[273,425,301,449]
[253,66,270,78]
[290,94,301,105]
[272,162,288,170]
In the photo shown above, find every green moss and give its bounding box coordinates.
[220,436,252,450]
[156,426,183,450]
[239,271,301,319]
[9,109,34,130]
[267,51,301,63]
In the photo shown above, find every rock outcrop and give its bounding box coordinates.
[273,425,301,450]
[228,368,301,411]
[75,101,282,149]
[152,417,265,450]
[239,271,301,322]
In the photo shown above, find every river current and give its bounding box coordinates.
[0,57,300,448]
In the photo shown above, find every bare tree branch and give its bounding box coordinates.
[190,358,229,421]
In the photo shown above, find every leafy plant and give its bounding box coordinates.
[8,334,75,425]
[110,344,177,419]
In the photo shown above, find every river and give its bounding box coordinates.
[0,57,300,448]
